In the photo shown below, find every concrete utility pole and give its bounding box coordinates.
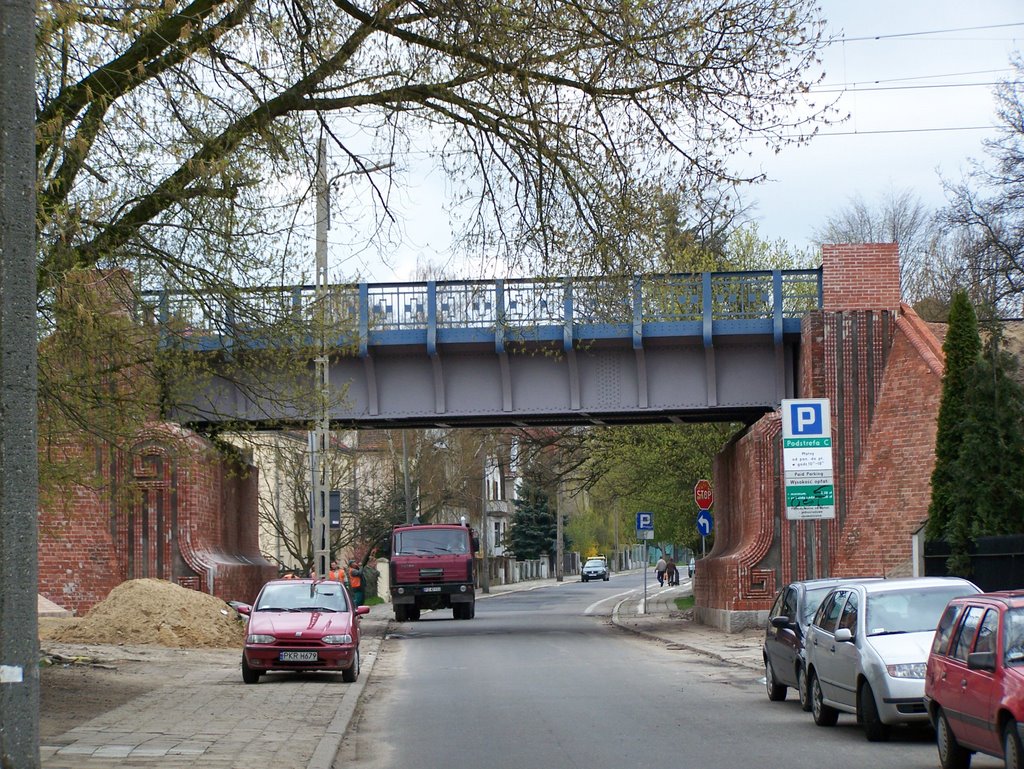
[555,487,563,582]
[311,138,331,580]
[0,0,40,763]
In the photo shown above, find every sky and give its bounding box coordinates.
[329,2,1024,283]
[742,1,1024,255]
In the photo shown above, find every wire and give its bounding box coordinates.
[813,125,994,137]
[832,22,1024,43]
[813,81,1001,94]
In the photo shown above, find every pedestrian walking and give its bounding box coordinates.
[666,558,679,586]
[655,555,667,587]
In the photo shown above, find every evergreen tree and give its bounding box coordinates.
[927,291,982,545]
[508,468,557,560]
[948,330,1024,541]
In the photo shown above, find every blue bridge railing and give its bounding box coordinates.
[140,268,823,353]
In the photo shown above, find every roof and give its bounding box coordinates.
[948,590,1024,607]
[854,577,979,594]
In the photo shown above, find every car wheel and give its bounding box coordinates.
[810,671,839,726]
[342,648,359,683]
[582,576,588,582]
[936,708,971,769]
[241,657,260,685]
[604,575,609,581]
[1005,720,1023,769]
[859,681,890,742]
[765,658,787,702]
[797,665,812,712]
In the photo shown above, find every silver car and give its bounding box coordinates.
[581,558,609,582]
[804,576,981,741]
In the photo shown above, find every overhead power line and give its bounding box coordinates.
[833,21,1024,43]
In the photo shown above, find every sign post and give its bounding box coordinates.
[694,479,713,558]
[636,512,654,613]
[781,399,835,520]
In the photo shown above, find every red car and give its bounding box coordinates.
[924,590,1024,769]
[236,578,369,684]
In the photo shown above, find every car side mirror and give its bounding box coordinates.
[834,628,853,643]
[232,603,252,616]
[355,606,370,617]
[770,616,792,629]
[968,651,996,671]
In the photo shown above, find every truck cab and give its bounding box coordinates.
[389,523,477,621]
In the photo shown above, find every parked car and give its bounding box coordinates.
[763,577,880,710]
[236,577,369,684]
[924,590,1024,769]
[805,576,981,741]
[581,557,610,582]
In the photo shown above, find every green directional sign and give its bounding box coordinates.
[785,484,834,506]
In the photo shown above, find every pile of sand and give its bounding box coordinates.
[40,579,246,649]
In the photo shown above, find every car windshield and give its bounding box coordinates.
[866,586,974,636]
[394,529,469,555]
[1004,608,1024,666]
[584,560,604,568]
[802,586,836,623]
[255,582,350,613]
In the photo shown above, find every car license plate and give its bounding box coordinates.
[423,586,441,593]
[279,651,318,662]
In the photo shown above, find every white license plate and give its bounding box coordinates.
[423,586,441,593]
[279,651,318,662]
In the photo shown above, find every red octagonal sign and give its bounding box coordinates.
[694,479,713,510]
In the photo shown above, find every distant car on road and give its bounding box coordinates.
[581,557,610,582]
[236,577,369,684]
[924,590,1024,769]
[805,576,981,741]
[688,557,696,578]
[763,577,880,710]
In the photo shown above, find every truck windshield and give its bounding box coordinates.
[395,529,469,555]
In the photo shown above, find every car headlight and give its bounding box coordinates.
[246,634,275,644]
[322,634,353,644]
[886,663,927,679]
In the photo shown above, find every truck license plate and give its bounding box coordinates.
[423,586,441,593]
[280,651,318,662]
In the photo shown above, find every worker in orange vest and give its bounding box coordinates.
[327,559,346,582]
[347,559,364,606]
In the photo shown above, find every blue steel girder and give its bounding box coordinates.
[143,269,822,429]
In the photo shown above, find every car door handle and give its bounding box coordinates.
[960,679,968,689]
[829,645,836,653]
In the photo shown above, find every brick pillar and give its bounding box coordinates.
[822,243,900,311]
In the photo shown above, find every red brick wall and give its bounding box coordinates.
[831,306,943,576]
[39,424,276,615]
[821,243,900,311]
[698,244,946,624]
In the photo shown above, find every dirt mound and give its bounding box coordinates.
[40,579,246,648]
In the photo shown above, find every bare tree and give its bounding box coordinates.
[940,55,1024,317]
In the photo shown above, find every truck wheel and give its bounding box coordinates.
[469,601,476,619]
[410,606,421,621]
[395,604,408,622]
[454,604,466,620]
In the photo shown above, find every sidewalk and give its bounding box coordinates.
[40,572,763,769]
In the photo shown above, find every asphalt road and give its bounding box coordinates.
[335,573,1002,769]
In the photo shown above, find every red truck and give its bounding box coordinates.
[389,523,477,621]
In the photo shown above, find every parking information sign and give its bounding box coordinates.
[636,511,654,540]
[781,399,835,520]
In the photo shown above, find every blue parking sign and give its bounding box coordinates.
[636,512,654,531]
[782,398,830,439]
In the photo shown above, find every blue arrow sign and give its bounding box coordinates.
[696,510,714,537]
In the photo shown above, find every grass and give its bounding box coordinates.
[674,596,695,611]
[364,595,386,606]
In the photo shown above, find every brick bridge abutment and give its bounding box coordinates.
[695,244,947,632]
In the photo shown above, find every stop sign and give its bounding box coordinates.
[694,479,713,510]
